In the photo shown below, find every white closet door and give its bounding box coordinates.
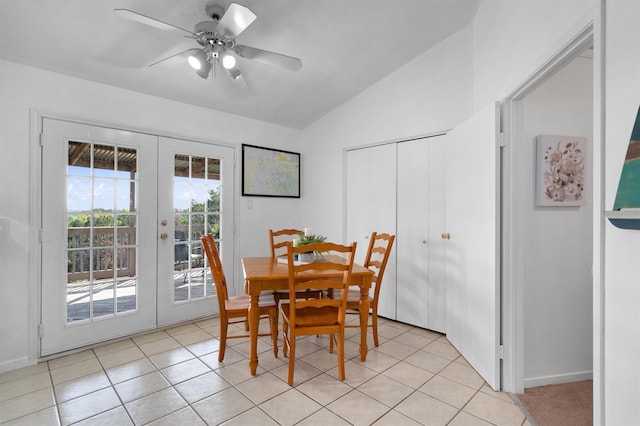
[345,144,397,319]
[346,148,371,266]
[395,135,446,332]
[446,103,501,390]
[427,135,447,333]
[396,139,429,328]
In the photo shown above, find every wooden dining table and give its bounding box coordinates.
[242,255,374,375]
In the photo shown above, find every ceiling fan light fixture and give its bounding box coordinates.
[188,49,207,70]
[116,4,302,84]
[221,53,236,70]
[196,60,212,79]
[226,65,241,80]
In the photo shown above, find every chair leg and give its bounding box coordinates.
[287,332,296,385]
[218,320,228,362]
[337,330,345,380]
[372,306,379,347]
[282,321,288,357]
[270,310,278,358]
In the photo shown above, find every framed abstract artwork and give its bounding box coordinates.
[241,144,300,198]
[536,134,586,206]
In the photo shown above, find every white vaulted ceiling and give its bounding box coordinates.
[0,0,479,129]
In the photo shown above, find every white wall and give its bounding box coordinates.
[299,25,475,240]
[472,0,596,110]
[0,59,301,371]
[520,56,593,386]
[603,1,640,423]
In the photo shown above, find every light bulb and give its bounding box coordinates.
[222,54,236,69]
[188,49,208,70]
[188,56,201,70]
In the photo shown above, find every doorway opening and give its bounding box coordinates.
[501,22,596,422]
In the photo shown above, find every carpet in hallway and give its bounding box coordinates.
[516,380,592,426]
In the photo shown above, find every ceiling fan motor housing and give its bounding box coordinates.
[194,21,233,49]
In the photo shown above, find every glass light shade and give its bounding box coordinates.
[188,49,207,70]
[221,53,236,69]
[195,60,212,79]
[225,65,241,80]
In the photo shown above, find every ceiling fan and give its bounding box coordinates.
[114,2,302,82]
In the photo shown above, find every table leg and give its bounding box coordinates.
[359,284,370,361]
[248,291,259,375]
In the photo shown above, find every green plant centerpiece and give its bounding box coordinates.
[295,233,327,261]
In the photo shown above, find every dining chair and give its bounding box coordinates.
[268,228,322,303]
[269,228,304,258]
[280,240,356,385]
[345,232,395,347]
[201,233,278,362]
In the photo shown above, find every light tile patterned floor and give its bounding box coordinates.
[0,316,533,425]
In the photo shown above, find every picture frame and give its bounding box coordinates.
[536,134,586,206]
[242,144,300,198]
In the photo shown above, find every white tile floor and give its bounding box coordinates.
[0,316,533,425]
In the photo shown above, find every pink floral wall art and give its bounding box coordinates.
[536,135,586,206]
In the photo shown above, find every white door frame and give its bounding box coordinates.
[500,20,602,423]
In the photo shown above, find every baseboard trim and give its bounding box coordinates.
[524,371,593,388]
[0,356,37,374]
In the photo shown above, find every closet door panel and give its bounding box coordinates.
[396,140,430,328]
[427,135,447,333]
[369,144,397,320]
[346,148,371,266]
[345,144,397,320]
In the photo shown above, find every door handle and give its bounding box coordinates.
[441,233,450,240]
[160,232,168,240]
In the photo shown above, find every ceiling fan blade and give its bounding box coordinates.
[234,45,302,71]
[114,9,195,36]
[148,48,199,67]
[215,3,257,39]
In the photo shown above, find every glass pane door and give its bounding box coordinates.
[157,137,235,326]
[41,119,158,356]
[66,142,139,322]
[172,155,219,303]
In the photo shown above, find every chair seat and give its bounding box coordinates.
[345,289,374,303]
[324,289,373,306]
[281,304,340,327]
[226,294,278,311]
[274,289,323,303]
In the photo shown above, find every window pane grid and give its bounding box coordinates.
[66,142,139,323]
[173,154,221,302]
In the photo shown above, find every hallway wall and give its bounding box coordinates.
[520,55,594,386]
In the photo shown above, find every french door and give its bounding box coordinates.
[41,119,234,355]
[157,136,234,326]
